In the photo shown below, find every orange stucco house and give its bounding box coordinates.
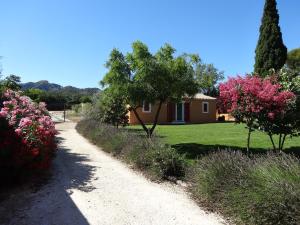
[128,94,217,125]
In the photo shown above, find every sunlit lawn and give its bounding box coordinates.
[129,122,300,159]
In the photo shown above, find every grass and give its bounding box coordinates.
[128,122,300,159]
[77,119,300,224]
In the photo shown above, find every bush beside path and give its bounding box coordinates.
[0,122,227,225]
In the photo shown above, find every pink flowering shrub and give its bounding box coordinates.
[219,75,295,120]
[0,90,57,170]
[219,75,296,151]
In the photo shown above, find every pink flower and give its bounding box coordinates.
[219,75,295,121]
[0,110,8,117]
[15,128,22,135]
[268,112,275,120]
[31,148,40,156]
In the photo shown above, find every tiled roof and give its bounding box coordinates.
[193,93,216,100]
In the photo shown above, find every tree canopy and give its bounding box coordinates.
[101,41,199,136]
[194,62,224,96]
[254,0,287,76]
[0,74,21,91]
[98,88,129,128]
[287,48,300,73]
[219,75,296,151]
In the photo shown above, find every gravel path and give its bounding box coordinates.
[0,122,227,225]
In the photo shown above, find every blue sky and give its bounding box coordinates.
[1,0,299,88]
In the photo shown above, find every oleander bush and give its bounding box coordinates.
[76,118,186,179]
[189,151,300,225]
[0,90,57,178]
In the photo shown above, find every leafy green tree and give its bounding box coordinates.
[24,88,45,102]
[1,74,21,91]
[287,48,300,73]
[254,0,287,76]
[99,88,128,128]
[273,68,300,149]
[79,95,92,103]
[102,41,199,137]
[0,74,3,95]
[194,62,224,96]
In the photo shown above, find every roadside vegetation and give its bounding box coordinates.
[77,1,300,223]
[76,119,186,180]
[0,89,57,183]
[76,117,300,225]
[188,151,300,225]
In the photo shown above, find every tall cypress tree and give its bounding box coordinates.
[254,0,287,76]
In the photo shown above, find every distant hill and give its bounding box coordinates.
[21,80,62,91]
[21,80,99,94]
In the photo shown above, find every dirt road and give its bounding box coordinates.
[0,122,227,225]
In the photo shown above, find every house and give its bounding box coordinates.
[128,93,217,124]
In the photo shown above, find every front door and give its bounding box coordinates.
[176,103,184,122]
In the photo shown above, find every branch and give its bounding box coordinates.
[268,133,276,151]
[131,107,149,136]
[149,100,163,136]
[278,133,282,152]
[280,134,287,151]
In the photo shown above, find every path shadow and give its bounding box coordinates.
[56,144,97,192]
[0,135,96,225]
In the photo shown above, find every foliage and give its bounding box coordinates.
[0,74,21,91]
[84,92,103,121]
[23,88,45,102]
[79,95,92,103]
[254,0,287,76]
[76,118,186,179]
[24,88,95,110]
[21,80,98,110]
[287,48,300,72]
[219,75,295,151]
[194,62,224,96]
[101,41,199,137]
[77,117,300,223]
[259,69,300,150]
[0,90,57,172]
[98,88,129,128]
[188,151,300,225]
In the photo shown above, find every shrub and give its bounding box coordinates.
[219,75,296,151]
[0,90,57,174]
[189,151,300,225]
[245,154,300,225]
[76,118,186,179]
[130,142,186,179]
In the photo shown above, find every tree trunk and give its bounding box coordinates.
[131,108,150,137]
[278,133,282,152]
[149,100,163,137]
[246,126,252,154]
[268,133,276,151]
[280,134,287,151]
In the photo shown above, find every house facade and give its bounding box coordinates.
[128,93,217,124]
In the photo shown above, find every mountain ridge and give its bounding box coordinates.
[21,80,99,94]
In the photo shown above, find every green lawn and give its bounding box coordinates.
[129,123,300,159]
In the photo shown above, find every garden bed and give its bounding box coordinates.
[76,118,300,225]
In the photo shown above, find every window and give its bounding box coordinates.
[142,101,151,113]
[202,102,209,113]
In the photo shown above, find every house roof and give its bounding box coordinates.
[193,93,216,100]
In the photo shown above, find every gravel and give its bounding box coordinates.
[0,122,227,225]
